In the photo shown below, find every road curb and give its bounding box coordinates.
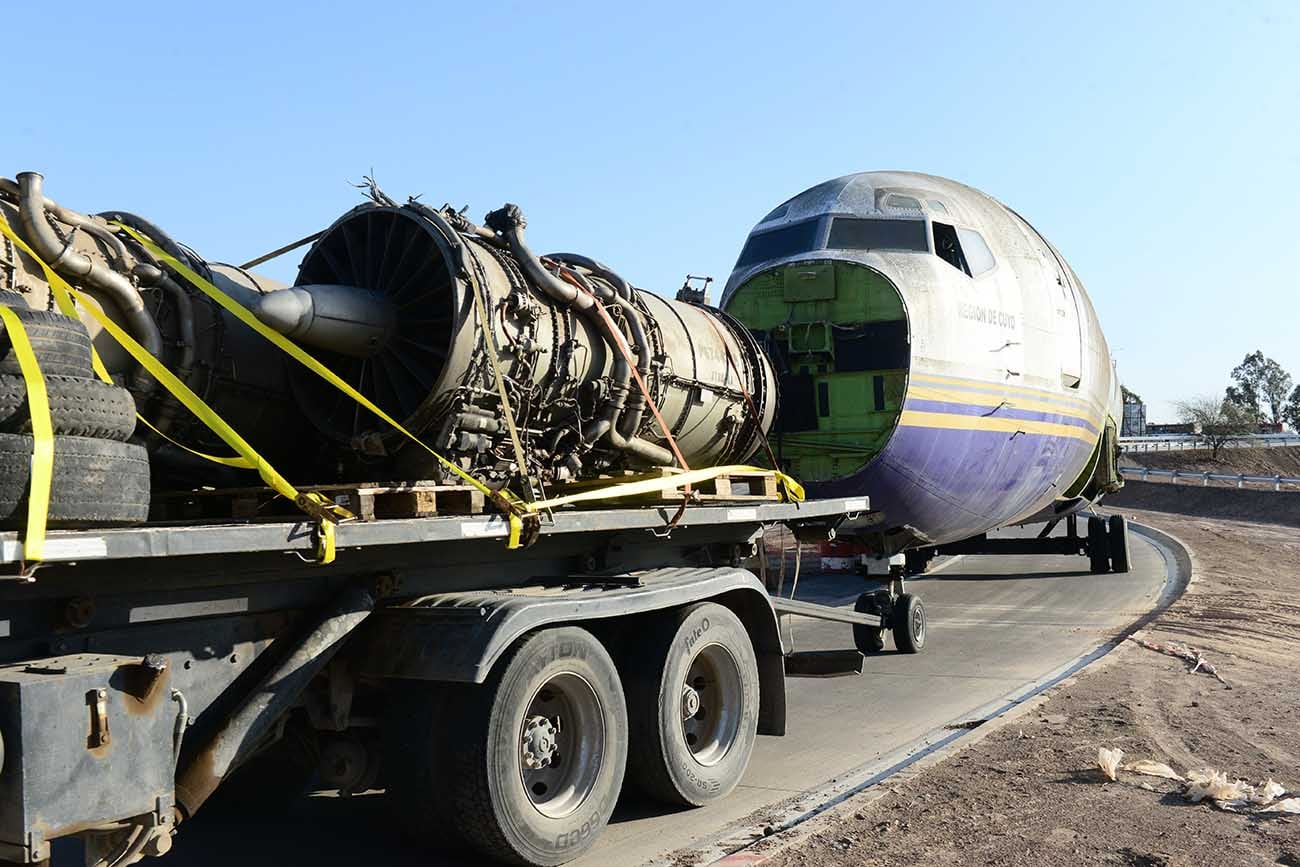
[667,520,1196,867]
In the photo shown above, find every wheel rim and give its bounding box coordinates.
[910,602,925,643]
[518,673,605,820]
[679,642,744,767]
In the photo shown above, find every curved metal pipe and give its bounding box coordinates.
[15,173,163,389]
[95,209,193,268]
[484,205,593,312]
[550,256,656,444]
[0,177,128,264]
[132,263,196,382]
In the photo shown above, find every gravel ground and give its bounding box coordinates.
[754,510,1300,867]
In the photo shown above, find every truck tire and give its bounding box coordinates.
[1108,514,1130,574]
[891,593,926,653]
[443,627,627,866]
[0,434,149,527]
[0,374,136,440]
[1087,515,1111,574]
[626,602,760,807]
[853,591,888,654]
[0,310,95,379]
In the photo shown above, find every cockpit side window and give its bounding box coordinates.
[735,219,822,267]
[826,218,928,252]
[932,221,971,276]
[956,228,996,276]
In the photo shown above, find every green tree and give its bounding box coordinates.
[1226,351,1293,425]
[1284,384,1300,431]
[1176,396,1255,460]
[1121,385,1143,405]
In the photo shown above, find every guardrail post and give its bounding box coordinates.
[1237,474,1244,489]
[1141,468,1150,481]
[1276,475,1283,492]
[1171,470,1179,485]
[1202,472,1210,487]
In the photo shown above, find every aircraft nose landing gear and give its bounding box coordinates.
[853,561,927,655]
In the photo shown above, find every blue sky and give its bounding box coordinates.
[5,1,1296,422]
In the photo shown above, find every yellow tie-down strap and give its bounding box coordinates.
[0,216,352,563]
[120,228,805,530]
[0,304,54,565]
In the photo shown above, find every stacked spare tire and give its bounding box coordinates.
[0,292,149,527]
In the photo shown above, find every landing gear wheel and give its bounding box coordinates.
[853,591,888,654]
[627,602,760,807]
[1087,515,1111,574]
[891,593,926,654]
[442,627,627,866]
[1108,514,1130,574]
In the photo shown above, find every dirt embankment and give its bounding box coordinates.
[1107,481,1300,529]
[757,511,1300,867]
[1123,446,1300,479]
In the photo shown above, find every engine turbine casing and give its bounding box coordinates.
[281,204,777,485]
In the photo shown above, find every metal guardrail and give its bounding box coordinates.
[1120,465,1300,490]
[1120,434,1300,453]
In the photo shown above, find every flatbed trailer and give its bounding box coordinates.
[0,493,925,867]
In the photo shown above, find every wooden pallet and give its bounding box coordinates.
[551,467,781,505]
[150,480,487,523]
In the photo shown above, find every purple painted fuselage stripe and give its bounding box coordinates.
[807,423,1097,545]
[904,397,1099,432]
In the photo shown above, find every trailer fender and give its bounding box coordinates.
[358,566,787,735]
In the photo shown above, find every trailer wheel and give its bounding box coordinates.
[852,591,888,654]
[626,602,760,807]
[1087,516,1111,574]
[445,627,627,866]
[1108,515,1130,574]
[891,594,926,653]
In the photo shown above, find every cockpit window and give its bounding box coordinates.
[735,219,821,267]
[883,194,922,211]
[826,218,928,252]
[956,228,996,276]
[932,222,971,276]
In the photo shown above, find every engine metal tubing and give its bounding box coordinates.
[14,172,163,390]
[173,584,375,820]
[488,207,671,464]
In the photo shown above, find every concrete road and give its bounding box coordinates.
[162,529,1168,867]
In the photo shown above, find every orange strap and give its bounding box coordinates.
[587,296,691,472]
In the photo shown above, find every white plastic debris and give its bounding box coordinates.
[1097,747,1124,781]
[1185,768,1251,807]
[1249,780,1287,805]
[1123,760,1185,781]
[1259,797,1300,814]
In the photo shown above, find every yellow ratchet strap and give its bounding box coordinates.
[529,464,804,511]
[0,216,349,564]
[0,304,53,564]
[118,226,534,549]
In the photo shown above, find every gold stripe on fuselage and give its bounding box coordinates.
[896,409,1101,445]
[907,385,1102,431]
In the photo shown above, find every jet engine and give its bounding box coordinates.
[261,200,777,486]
